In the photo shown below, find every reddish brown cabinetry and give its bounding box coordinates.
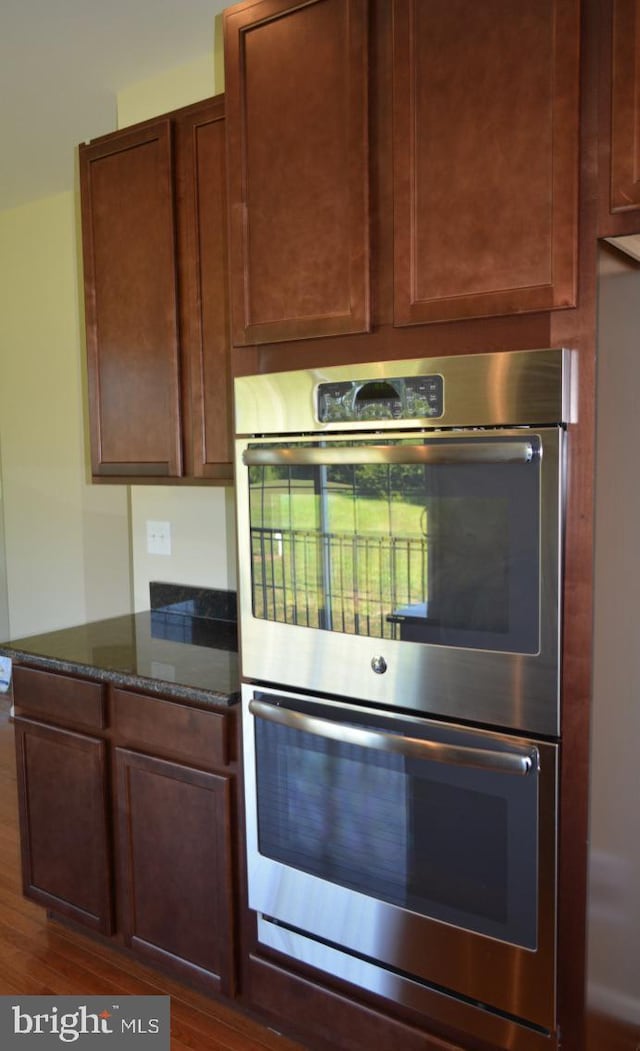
[599,0,640,236]
[11,665,237,997]
[175,99,233,479]
[12,666,112,935]
[13,717,113,934]
[111,686,236,995]
[224,0,370,346]
[224,0,580,348]
[393,0,579,325]
[115,748,235,995]
[79,96,232,481]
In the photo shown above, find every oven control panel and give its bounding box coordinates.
[317,374,444,422]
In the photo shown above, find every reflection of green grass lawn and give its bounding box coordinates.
[250,489,427,635]
[250,488,425,537]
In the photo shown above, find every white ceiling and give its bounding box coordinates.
[0,0,227,212]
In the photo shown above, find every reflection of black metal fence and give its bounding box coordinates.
[251,527,427,639]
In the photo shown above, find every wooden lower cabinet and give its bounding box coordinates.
[248,956,471,1051]
[12,665,237,1000]
[13,717,113,934]
[114,747,235,996]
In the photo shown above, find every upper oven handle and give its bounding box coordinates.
[242,440,538,467]
[249,699,537,776]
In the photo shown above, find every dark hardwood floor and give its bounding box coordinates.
[0,700,305,1051]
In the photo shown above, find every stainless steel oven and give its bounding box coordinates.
[242,682,558,1046]
[234,349,570,1048]
[235,348,570,737]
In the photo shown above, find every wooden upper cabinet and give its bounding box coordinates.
[175,98,233,479]
[80,121,182,477]
[599,0,640,237]
[222,0,580,353]
[79,98,233,482]
[224,0,370,346]
[392,0,580,326]
[609,0,640,213]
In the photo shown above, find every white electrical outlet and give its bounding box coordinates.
[146,520,172,556]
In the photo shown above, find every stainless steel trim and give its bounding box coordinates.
[249,697,537,775]
[257,918,557,1051]
[234,346,570,436]
[243,439,537,468]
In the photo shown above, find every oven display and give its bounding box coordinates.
[317,374,444,422]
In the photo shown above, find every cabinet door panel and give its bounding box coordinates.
[115,748,235,995]
[224,0,370,345]
[393,0,579,325]
[609,0,640,215]
[80,121,182,477]
[14,719,113,933]
[176,98,233,479]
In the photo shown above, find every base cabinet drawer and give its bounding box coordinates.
[12,665,106,732]
[114,747,236,996]
[112,687,229,769]
[13,717,113,934]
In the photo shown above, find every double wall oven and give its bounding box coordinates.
[234,349,570,1049]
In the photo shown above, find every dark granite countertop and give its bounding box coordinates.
[0,609,240,708]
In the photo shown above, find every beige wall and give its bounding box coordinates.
[130,485,237,612]
[588,251,640,1024]
[0,192,131,638]
[117,52,215,126]
[0,439,10,642]
[0,19,234,639]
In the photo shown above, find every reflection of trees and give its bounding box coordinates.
[334,464,425,504]
[248,463,427,505]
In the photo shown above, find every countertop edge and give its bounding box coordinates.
[1,646,240,710]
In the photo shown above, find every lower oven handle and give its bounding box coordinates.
[249,699,537,776]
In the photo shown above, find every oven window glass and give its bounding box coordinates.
[254,704,539,949]
[247,437,540,652]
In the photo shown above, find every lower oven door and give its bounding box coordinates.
[243,684,557,1033]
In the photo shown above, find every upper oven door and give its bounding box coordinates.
[235,427,564,736]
